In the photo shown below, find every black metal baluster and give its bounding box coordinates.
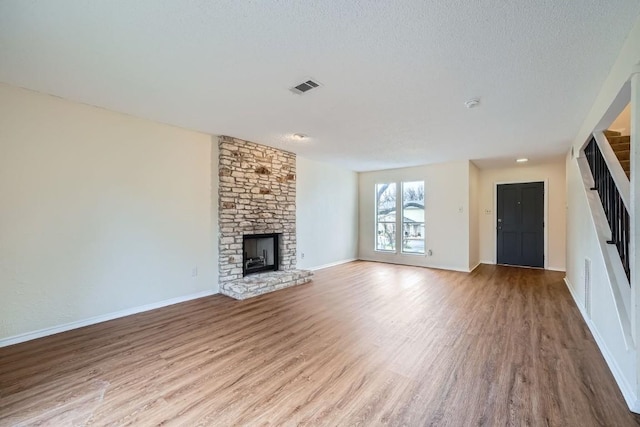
[583,137,630,283]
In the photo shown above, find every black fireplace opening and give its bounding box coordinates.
[243,233,280,276]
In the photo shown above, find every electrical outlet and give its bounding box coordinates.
[458,206,464,213]
[301,252,305,259]
[484,209,492,215]
[428,249,433,256]
[191,267,198,277]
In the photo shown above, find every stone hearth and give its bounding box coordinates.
[217,136,312,299]
[221,270,313,300]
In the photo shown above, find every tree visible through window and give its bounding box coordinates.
[375,181,425,253]
[375,183,396,251]
[402,181,425,254]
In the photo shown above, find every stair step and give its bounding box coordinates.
[615,150,630,161]
[608,135,630,145]
[604,129,622,137]
[611,142,630,151]
[604,133,631,179]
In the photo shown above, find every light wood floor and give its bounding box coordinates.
[1,262,639,426]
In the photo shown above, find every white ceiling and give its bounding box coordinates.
[1,1,639,171]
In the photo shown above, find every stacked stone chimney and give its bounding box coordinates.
[217,136,298,290]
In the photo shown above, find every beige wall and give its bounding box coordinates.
[610,103,631,136]
[358,161,472,272]
[468,161,480,270]
[0,84,217,342]
[477,161,566,271]
[297,156,358,269]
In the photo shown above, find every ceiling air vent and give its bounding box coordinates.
[290,79,321,95]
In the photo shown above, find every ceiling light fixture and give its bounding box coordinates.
[516,158,529,163]
[464,98,480,109]
[292,133,307,141]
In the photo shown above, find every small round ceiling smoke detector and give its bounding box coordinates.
[292,133,307,141]
[464,98,480,109]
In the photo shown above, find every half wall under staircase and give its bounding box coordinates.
[566,130,636,411]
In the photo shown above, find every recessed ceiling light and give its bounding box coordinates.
[464,98,480,108]
[292,133,307,141]
[516,158,529,163]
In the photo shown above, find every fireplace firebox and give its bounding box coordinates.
[243,233,280,276]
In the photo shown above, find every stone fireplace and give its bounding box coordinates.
[217,136,312,300]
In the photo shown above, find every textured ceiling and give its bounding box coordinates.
[1,1,639,171]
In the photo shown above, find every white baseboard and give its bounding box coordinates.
[468,262,482,273]
[480,259,565,272]
[563,278,639,413]
[356,257,473,273]
[0,290,216,348]
[447,263,492,273]
[309,258,357,271]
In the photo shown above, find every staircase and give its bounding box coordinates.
[604,130,631,178]
[584,134,631,282]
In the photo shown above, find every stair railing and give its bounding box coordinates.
[584,134,631,282]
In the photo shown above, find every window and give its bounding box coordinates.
[375,180,425,254]
[401,181,425,254]
[375,183,396,251]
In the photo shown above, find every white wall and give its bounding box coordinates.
[296,156,358,270]
[0,84,217,344]
[565,16,640,411]
[477,161,566,271]
[469,162,480,270]
[358,160,471,272]
[565,153,636,409]
[571,19,640,152]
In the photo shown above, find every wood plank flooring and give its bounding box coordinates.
[1,262,639,426]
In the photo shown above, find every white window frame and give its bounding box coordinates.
[401,181,425,255]
[374,180,425,254]
[375,183,397,252]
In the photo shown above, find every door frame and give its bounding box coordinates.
[493,179,548,269]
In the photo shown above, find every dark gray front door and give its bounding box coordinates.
[497,182,544,268]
